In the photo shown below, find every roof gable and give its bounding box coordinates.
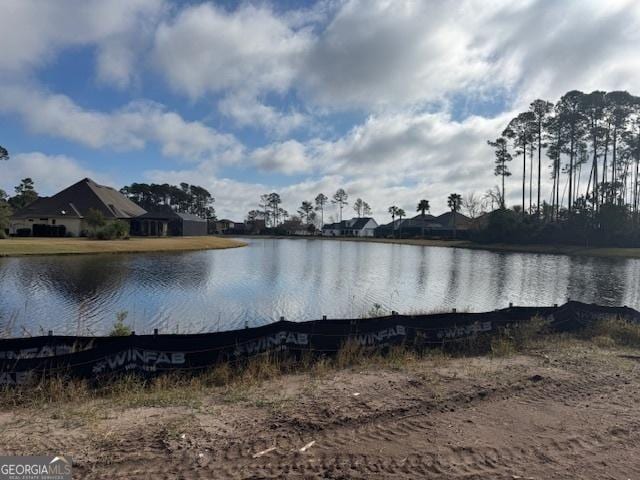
[12,178,146,219]
[435,211,472,227]
[351,217,377,229]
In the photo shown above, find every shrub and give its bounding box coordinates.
[90,220,130,240]
[109,311,132,336]
[582,317,640,348]
[110,220,130,239]
[85,208,106,230]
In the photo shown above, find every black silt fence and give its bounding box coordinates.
[1,301,638,386]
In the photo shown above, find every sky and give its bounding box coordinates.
[1,0,640,222]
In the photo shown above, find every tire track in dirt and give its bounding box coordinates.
[76,367,640,479]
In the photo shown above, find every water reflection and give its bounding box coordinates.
[1,238,639,337]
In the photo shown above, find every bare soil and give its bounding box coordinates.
[1,340,639,479]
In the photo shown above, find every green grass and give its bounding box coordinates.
[0,236,246,256]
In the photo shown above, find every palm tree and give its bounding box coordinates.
[447,193,462,239]
[416,199,430,238]
[315,193,328,226]
[396,208,406,237]
[0,145,8,162]
[388,206,398,237]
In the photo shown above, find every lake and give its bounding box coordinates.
[1,238,639,337]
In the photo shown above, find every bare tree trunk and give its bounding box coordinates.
[602,123,610,204]
[612,126,618,202]
[568,131,574,214]
[555,155,561,221]
[537,122,542,217]
[522,142,526,215]
[551,159,557,220]
[592,139,599,212]
[529,146,533,214]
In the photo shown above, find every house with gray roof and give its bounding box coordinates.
[10,178,210,237]
[322,217,378,237]
[132,210,208,236]
[375,211,472,238]
[9,178,146,237]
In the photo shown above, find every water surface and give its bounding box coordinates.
[1,238,639,336]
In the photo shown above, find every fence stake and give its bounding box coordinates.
[154,328,158,336]
[48,330,53,336]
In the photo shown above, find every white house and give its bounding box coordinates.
[322,217,378,237]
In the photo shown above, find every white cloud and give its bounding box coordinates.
[218,93,307,136]
[250,140,311,175]
[3,0,640,223]
[0,0,165,87]
[0,85,242,166]
[299,0,498,109]
[152,3,311,98]
[1,152,113,196]
[297,0,640,112]
[483,0,640,107]
[145,166,268,221]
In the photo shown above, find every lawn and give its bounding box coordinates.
[0,236,246,257]
[255,235,640,259]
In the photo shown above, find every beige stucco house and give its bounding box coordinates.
[9,178,146,237]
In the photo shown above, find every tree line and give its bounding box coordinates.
[245,188,467,236]
[246,189,375,229]
[489,90,640,217]
[485,89,640,246]
[120,182,215,219]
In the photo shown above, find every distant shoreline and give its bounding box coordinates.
[237,235,640,259]
[0,236,246,257]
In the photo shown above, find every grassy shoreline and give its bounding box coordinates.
[243,234,640,259]
[0,236,246,257]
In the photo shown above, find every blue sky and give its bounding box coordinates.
[1,0,639,220]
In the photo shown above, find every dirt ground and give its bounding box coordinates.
[1,339,639,479]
